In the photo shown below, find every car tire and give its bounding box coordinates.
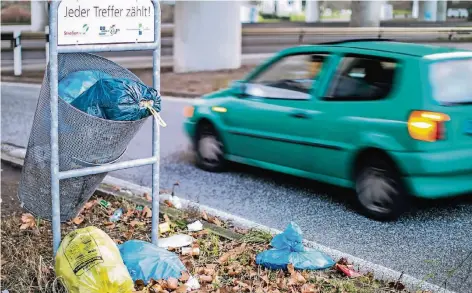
[355,155,408,221]
[195,122,225,172]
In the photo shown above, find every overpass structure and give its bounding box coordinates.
[0,0,463,73]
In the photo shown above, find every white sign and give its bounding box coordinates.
[57,0,155,45]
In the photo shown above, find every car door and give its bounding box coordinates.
[221,52,332,172]
[309,52,402,180]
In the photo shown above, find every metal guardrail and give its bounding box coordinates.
[5,26,472,42]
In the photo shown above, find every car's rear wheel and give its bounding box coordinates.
[195,122,225,172]
[355,155,407,221]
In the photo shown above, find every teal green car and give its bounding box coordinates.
[183,39,472,221]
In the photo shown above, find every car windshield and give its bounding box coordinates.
[429,58,472,105]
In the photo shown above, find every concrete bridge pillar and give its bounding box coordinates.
[173,1,241,73]
[350,1,381,27]
[437,0,447,21]
[305,0,320,23]
[419,0,438,21]
[31,1,48,32]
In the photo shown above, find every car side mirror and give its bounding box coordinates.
[229,80,246,96]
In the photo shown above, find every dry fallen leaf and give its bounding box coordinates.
[123,228,135,240]
[104,222,115,230]
[142,206,152,218]
[166,277,178,290]
[202,210,209,221]
[287,263,306,285]
[210,216,223,227]
[301,283,317,293]
[125,209,135,218]
[199,274,213,283]
[144,192,152,201]
[20,213,36,230]
[179,271,190,282]
[129,220,143,227]
[163,200,174,208]
[83,200,97,210]
[72,215,85,225]
[218,243,246,264]
[163,214,171,223]
[175,285,187,293]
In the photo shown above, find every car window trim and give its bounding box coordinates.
[322,53,400,102]
[245,51,331,101]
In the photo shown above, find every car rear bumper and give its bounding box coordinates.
[393,149,472,198]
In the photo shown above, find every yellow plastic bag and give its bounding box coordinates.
[55,226,134,293]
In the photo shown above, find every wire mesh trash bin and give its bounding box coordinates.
[18,53,149,222]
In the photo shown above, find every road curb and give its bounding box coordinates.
[0,143,455,293]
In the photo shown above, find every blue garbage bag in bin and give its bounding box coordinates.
[119,240,186,284]
[70,78,161,121]
[58,70,112,103]
[256,222,335,270]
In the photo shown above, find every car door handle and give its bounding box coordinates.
[289,111,310,119]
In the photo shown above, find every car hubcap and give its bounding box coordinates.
[198,135,223,166]
[356,167,397,215]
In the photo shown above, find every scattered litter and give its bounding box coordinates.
[159,222,171,234]
[119,240,186,284]
[335,258,362,277]
[55,226,134,293]
[187,220,203,232]
[2,290,10,293]
[136,205,144,212]
[109,208,123,222]
[158,234,194,249]
[99,199,111,209]
[169,195,183,209]
[185,276,200,291]
[182,247,200,256]
[256,222,335,270]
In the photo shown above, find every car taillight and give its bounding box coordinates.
[407,111,450,142]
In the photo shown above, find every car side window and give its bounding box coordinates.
[247,53,327,99]
[326,55,397,101]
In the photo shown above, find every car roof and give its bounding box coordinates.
[298,40,464,58]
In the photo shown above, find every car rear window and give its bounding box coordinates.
[429,58,472,105]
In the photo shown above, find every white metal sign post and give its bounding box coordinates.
[49,0,161,255]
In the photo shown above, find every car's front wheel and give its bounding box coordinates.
[195,122,225,172]
[355,156,408,221]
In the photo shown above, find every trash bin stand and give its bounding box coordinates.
[48,0,162,255]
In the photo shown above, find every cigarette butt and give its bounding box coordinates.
[182,247,200,256]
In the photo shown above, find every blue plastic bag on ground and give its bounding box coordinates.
[58,70,112,103]
[70,78,161,121]
[256,222,335,270]
[119,240,186,284]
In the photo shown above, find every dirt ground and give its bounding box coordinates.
[1,162,23,217]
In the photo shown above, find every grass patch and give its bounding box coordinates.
[240,229,273,244]
[1,194,433,293]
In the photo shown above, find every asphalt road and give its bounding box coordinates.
[2,83,471,292]
[4,39,472,67]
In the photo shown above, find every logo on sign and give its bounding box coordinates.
[64,24,89,36]
[126,23,150,36]
[99,25,120,36]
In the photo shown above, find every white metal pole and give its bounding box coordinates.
[13,31,22,76]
